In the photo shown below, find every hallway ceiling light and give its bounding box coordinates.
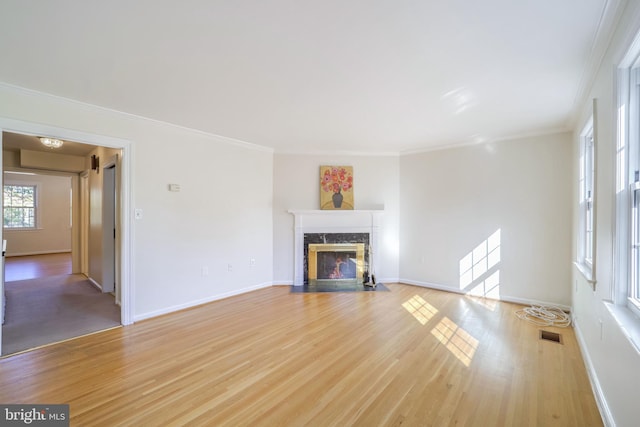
[39,137,64,149]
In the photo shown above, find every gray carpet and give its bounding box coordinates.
[2,274,121,356]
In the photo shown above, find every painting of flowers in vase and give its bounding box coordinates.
[320,166,354,210]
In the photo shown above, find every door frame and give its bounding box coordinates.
[102,160,116,295]
[79,171,89,276]
[0,117,134,336]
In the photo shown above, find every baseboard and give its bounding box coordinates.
[375,277,400,284]
[398,278,571,312]
[272,280,293,286]
[400,278,463,295]
[87,277,102,291]
[134,281,273,322]
[573,317,615,427]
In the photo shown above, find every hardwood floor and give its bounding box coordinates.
[4,253,72,281]
[0,284,602,426]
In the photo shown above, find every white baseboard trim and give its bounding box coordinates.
[375,277,399,284]
[573,317,615,427]
[134,281,273,322]
[88,277,102,291]
[398,278,571,312]
[273,281,293,286]
[400,278,459,293]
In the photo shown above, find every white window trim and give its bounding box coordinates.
[2,181,42,230]
[612,27,640,352]
[629,65,640,319]
[576,112,596,285]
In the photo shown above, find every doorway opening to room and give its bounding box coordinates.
[0,128,129,357]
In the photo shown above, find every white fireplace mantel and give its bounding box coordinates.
[288,209,383,286]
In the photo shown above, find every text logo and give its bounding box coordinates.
[0,405,69,426]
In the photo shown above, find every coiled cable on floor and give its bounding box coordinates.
[515,304,572,327]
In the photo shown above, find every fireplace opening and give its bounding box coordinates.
[308,243,365,283]
[303,233,370,285]
[317,251,357,279]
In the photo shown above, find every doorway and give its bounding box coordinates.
[0,119,133,356]
[2,253,120,355]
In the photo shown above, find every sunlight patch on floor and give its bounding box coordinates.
[431,316,479,367]
[402,295,438,325]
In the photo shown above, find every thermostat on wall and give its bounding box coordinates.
[168,184,181,192]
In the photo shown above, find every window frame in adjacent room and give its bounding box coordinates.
[3,182,39,230]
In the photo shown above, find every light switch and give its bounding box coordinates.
[169,184,181,192]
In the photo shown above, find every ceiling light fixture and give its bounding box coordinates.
[39,137,64,149]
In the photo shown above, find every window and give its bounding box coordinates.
[628,65,640,315]
[3,184,36,229]
[577,116,595,281]
[615,30,640,316]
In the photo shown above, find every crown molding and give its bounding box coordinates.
[567,0,627,129]
[0,81,274,154]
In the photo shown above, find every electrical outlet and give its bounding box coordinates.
[227,263,233,272]
[250,258,256,267]
[202,266,209,277]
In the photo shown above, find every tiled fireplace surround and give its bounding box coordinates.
[288,210,383,286]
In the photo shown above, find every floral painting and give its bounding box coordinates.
[320,166,354,210]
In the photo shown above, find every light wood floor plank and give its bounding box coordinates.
[0,284,602,426]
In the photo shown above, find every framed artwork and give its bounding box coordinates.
[320,166,354,210]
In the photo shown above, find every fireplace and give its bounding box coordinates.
[308,243,365,281]
[289,210,383,286]
[303,233,369,284]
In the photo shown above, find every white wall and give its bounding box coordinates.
[273,153,400,284]
[399,134,573,306]
[571,1,640,426]
[0,83,274,321]
[3,171,72,256]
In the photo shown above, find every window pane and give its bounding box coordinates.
[3,185,36,228]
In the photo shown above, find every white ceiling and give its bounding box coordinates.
[0,1,619,154]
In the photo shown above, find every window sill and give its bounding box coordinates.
[604,302,640,356]
[574,261,596,287]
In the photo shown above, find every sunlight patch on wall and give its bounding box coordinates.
[459,229,501,301]
[467,270,500,299]
[402,295,438,325]
[431,316,479,367]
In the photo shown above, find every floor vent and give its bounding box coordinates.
[539,330,563,344]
